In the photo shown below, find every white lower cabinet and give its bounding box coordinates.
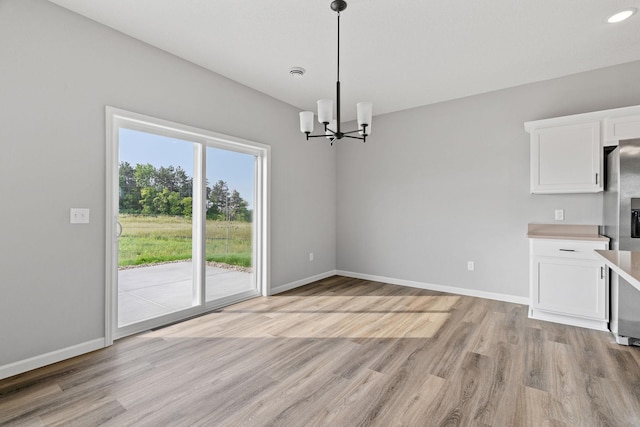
[529,238,609,330]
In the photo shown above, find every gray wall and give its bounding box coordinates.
[337,60,640,298]
[0,0,336,366]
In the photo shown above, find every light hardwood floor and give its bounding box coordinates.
[1,276,640,426]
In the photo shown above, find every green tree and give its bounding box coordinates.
[229,189,249,221]
[139,187,158,215]
[174,167,192,198]
[167,191,182,216]
[181,197,193,218]
[119,161,140,213]
[208,180,229,219]
[134,163,157,189]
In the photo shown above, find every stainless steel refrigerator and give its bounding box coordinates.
[603,138,640,345]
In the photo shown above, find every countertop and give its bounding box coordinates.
[595,250,640,293]
[527,224,609,242]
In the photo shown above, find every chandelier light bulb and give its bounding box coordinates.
[317,99,333,124]
[299,111,314,133]
[357,102,372,126]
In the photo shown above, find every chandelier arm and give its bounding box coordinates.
[306,133,336,138]
[343,135,365,141]
[341,128,365,135]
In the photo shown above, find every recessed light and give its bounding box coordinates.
[289,67,306,78]
[607,8,636,23]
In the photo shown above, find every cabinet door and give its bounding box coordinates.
[530,121,602,193]
[604,114,640,142]
[532,256,605,320]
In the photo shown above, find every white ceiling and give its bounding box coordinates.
[48,0,640,121]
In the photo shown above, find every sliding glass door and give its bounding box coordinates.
[106,107,268,340]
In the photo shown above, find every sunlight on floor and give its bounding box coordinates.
[140,294,460,339]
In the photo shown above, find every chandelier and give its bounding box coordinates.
[299,0,372,144]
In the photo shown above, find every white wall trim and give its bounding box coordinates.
[336,270,530,305]
[270,270,338,295]
[0,338,105,381]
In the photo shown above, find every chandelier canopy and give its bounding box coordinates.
[299,0,372,145]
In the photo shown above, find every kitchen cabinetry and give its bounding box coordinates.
[529,237,609,331]
[604,114,640,141]
[529,122,601,194]
[524,104,640,194]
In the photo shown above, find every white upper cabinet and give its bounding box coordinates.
[530,122,601,194]
[604,114,640,141]
[525,105,640,195]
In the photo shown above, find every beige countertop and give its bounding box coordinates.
[595,250,640,293]
[527,224,609,242]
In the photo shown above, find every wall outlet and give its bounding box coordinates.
[467,261,475,271]
[70,208,90,224]
[555,209,564,221]
[309,252,314,261]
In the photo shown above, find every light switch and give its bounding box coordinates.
[70,208,90,224]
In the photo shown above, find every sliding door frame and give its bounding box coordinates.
[105,106,270,345]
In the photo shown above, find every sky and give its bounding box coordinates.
[119,128,255,208]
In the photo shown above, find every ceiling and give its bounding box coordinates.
[48,0,640,121]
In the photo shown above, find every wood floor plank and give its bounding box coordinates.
[1,276,639,426]
[426,351,497,425]
[548,341,589,425]
[305,367,394,426]
[0,382,63,424]
[522,327,552,392]
[365,372,446,427]
[472,342,518,426]
[469,309,506,356]
[220,340,359,425]
[510,385,569,427]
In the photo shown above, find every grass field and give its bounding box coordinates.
[119,214,252,267]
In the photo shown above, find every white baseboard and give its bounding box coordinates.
[336,270,529,305]
[529,309,609,332]
[270,270,338,295]
[0,338,105,381]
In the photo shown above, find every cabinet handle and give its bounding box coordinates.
[596,173,599,185]
[559,249,576,252]
[601,266,605,279]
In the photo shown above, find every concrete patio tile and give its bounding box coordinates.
[117,261,254,325]
[118,293,174,326]
[127,281,195,311]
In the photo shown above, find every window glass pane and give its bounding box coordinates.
[205,146,255,301]
[118,128,195,326]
